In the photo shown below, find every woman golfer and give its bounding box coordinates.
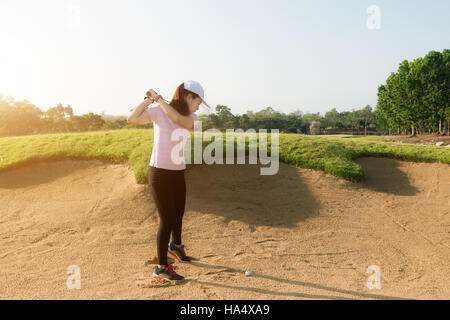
[128,80,210,283]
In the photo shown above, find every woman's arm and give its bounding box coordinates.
[158,98,194,130]
[147,89,194,130]
[127,98,153,124]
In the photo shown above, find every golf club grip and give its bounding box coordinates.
[129,97,170,112]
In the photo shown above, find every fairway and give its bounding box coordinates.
[0,155,448,299]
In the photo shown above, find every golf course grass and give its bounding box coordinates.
[0,130,449,183]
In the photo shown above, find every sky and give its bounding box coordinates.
[0,0,449,117]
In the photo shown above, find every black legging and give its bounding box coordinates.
[147,165,186,266]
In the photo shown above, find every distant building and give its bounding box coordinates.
[310,121,321,135]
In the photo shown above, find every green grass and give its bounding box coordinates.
[279,134,449,181]
[0,130,154,183]
[0,130,448,183]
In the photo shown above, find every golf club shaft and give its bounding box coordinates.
[129,89,211,112]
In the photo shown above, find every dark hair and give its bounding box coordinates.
[169,83,200,116]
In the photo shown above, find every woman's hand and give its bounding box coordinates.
[146,89,158,100]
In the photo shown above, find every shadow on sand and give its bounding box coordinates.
[0,158,113,189]
[185,158,321,229]
[189,261,409,300]
[354,157,419,196]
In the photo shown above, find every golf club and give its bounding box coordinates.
[129,90,210,112]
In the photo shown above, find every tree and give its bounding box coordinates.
[215,105,235,131]
[324,108,340,129]
[376,49,449,135]
[361,105,375,135]
[0,96,43,136]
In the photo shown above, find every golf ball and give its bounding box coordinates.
[245,270,251,276]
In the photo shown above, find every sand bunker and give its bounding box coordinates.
[0,157,449,299]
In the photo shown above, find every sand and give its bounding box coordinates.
[0,157,449,300]
[384,134,450,146]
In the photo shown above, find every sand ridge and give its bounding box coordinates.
[0,157,449,299]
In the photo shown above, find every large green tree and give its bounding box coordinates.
[376,49,449,136]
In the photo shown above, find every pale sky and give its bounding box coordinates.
[0,0,448,117]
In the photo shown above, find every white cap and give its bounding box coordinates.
[184,80,211,109]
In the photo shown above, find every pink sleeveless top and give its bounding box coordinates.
[147,104,198,170]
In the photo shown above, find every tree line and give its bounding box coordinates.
[0,96,126,137]
[0,94,382,137]
[376,49,449,136]
[200,105,379,135]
